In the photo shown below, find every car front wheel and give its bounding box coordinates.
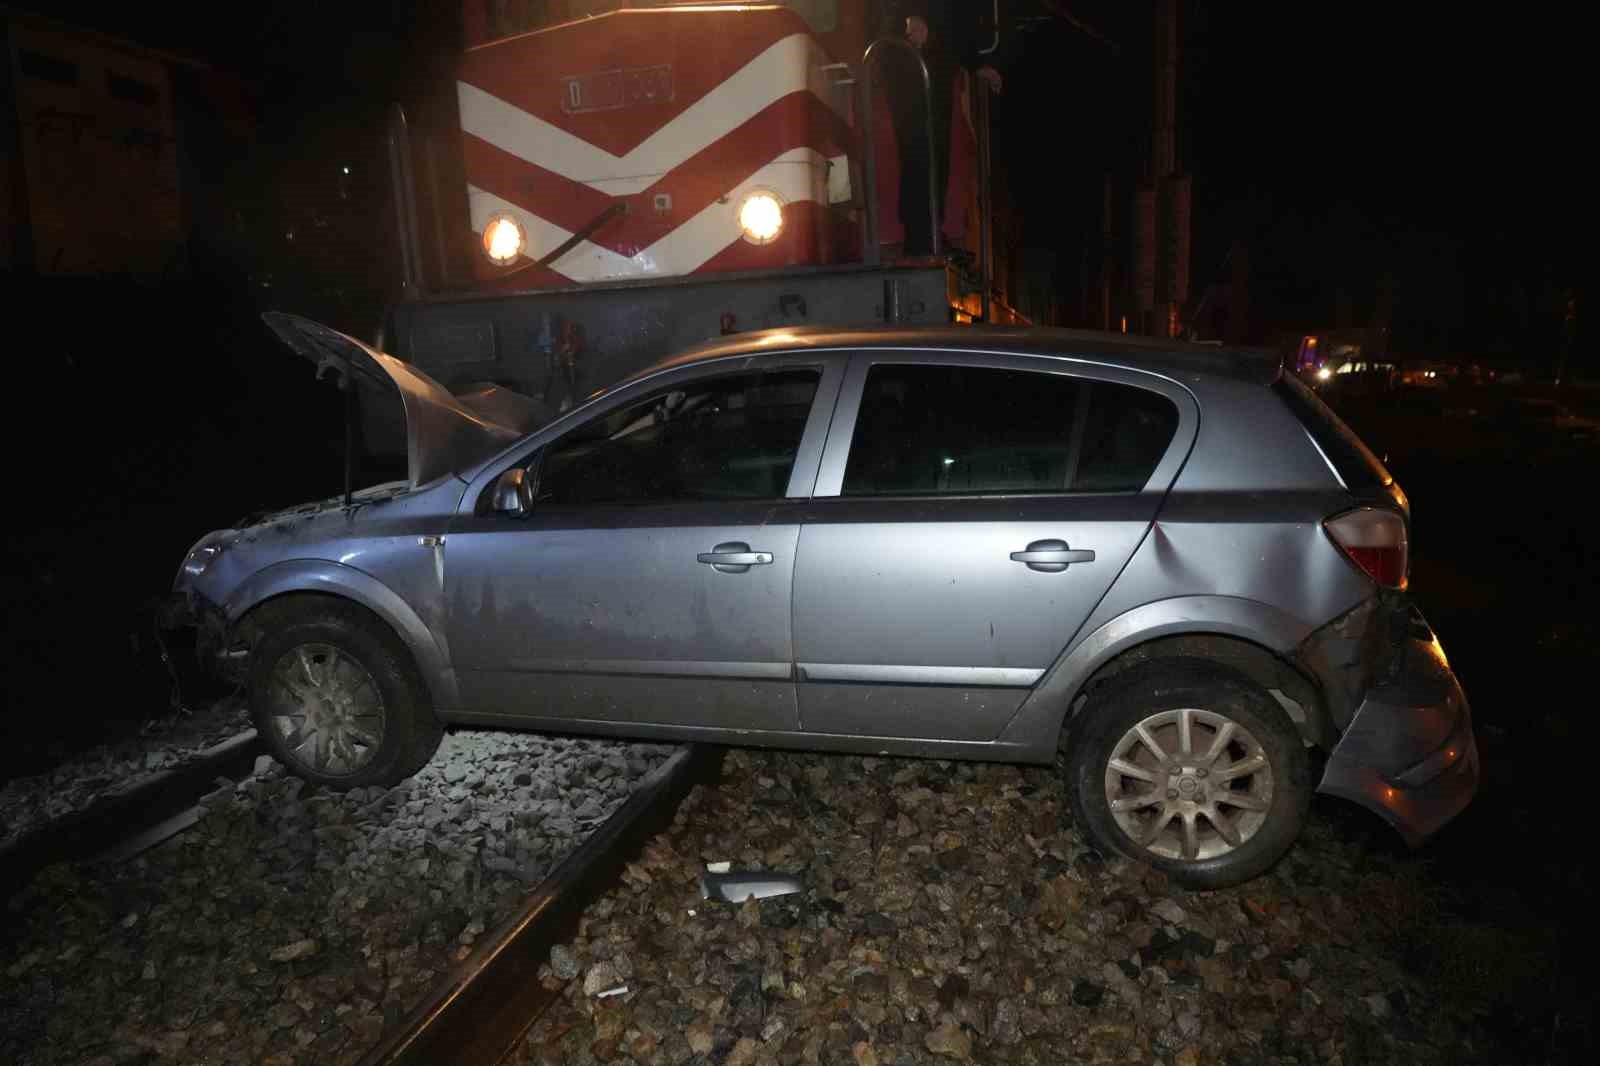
[1065,661,1311,889]
[248,599,444,789]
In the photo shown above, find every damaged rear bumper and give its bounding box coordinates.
[1313,607,1480,845]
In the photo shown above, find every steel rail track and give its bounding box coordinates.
[358,743,722,1066]
[0,728,263,899]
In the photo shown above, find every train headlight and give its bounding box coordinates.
[483,213,526,265]
[736,189,784,245]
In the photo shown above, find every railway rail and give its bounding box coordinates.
[3,727,713,1066]
[357,744,720,1066]
[0,728,263,899]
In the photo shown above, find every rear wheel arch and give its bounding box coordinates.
[1060,633,1332,751]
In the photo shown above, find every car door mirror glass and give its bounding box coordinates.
[490,467,534,516]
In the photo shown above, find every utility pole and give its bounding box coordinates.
[1369,270,1394,361]
[1136,0,1189,337]
[1102,172,1114,331]
[1228,239,1249,343]
[1556,289,1576,388]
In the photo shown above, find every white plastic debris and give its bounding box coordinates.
[595,984,629,999]
[705,860,732,873]
[701,868,805,902]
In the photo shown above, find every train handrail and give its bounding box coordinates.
[385,103,425,300]
[976,76,993,323]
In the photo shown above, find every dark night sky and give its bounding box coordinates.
[1187,3,1591,353]
[28,1,1593,356]
[1193,3,1589,240]
[997,1,1592,354]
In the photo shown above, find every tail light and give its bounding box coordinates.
[1324,507,1408,589]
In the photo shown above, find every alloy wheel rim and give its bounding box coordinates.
[267,643,386,776]
[1104,707,1274,862]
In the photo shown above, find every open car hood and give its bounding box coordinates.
[262,313,530,489]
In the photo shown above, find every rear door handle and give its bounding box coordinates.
[697,541,773,573]
[1010,539,1095,573]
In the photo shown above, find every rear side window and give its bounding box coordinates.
[842,364,1179,497]
[1273,374,1393,490]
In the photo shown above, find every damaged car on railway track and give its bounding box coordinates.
[165,315,1478,888]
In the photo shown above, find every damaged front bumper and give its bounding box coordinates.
[1312,605,1480,845]
[159,590,248,685]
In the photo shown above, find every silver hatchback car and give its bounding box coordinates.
[168,316,1478,887]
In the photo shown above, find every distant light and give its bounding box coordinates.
[943,457,956,465]
[737,189,784,244]
[342,166,350,175]
[482,213,526,265]
[1120,315,1128,334]
[662,5,759,14]
[1316,367,1332,381]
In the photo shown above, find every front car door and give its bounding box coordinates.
[444,353,844,733]
[793,349,1197,742]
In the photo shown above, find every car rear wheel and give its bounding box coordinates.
[1065,661,1311,889]
[248,600,444,789]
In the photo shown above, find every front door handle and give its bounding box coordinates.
[697,541,773,574]
[1010,539,1095,573]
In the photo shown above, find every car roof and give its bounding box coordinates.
[628,325,1282,388]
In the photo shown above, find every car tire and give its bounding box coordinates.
[1064,660,1311,889]
[248,599,444,790]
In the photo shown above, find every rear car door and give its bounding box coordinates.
[445,354,843,731]
[792,350,1197,741]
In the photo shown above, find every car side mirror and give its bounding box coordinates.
[490,467,534,517]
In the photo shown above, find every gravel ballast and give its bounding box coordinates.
[0,730,676,1066]
[513,749,1510,1066]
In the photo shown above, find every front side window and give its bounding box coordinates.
[536,369,820,505]
[842,364,1178,497]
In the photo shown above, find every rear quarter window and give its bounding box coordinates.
[1273,374,1393,490]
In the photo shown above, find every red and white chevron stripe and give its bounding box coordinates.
[457,7,856,286]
